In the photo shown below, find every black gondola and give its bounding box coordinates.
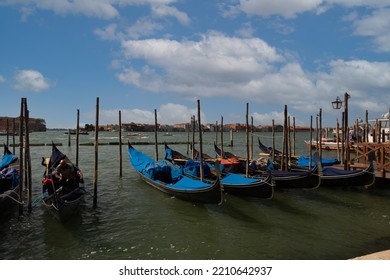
[269,165,321,189]
[0,145,19,211]
[165,144,274,199]
[41,143,85,223]
[318,151,376,188]
[128,143,223,204]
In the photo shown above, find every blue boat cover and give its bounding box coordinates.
[0,153,17,170]
[271,168,313,177]
[129,146,182,182]
[322,167,362,176]
[298,155,339,167]
[184,160,211,178]
[222,173,263,185]
[170,175,212,190]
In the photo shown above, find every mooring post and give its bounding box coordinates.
[25,107,32,212]
[93,97,99,207]
[6,119,9,147]
[220,116,224,156]
[272,119,275,164]
[68,129,71,147]
[18,98,25,215]
[76,109,80,167]
[119,110,122,177]
[250,116,254,161]
[12,118,16,154]
[245,103,249,177]
[309,116,313,168]
[197,100,204,181]
[154,109,158,161]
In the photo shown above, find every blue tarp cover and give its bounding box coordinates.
[298,155,339,167]
[184,160,211,178]
[322,167,361,176]
[129,147,182,182]
[222,173,263,185]
[169,175,212,190]
[129,146,217,190]
[0,154,17,170]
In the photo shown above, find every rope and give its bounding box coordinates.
[0,190,23,205]
[31,192,48,208]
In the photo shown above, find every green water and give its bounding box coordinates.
[0,131,389,260]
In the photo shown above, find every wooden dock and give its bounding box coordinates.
[349,142,390,187]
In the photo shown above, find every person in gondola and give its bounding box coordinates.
[53,159,76,193]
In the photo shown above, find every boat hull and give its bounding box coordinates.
[137,172,223,204]
[42,188,85,223]
[271,166,321,189]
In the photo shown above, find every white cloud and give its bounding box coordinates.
[125,18,164,39]
[151,3,190,25]
[252,111,286,126]
[4,0,189,22]
[235,22,255,38]
[13,69,51,92]
[315,59,390,113]
[119,32,284,96]
[0,75,6,83]
[94,23,119,41]
[235,0,390,18]
[7,0,119,20]
[237,0,323,18]
[117,31,390,121]
[351,8,390,52]
[97,103,202,125]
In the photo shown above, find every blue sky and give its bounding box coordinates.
[0,0,389,128]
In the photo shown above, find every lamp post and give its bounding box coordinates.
[332,92,350,170]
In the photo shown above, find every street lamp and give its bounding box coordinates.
[331,92,350,170]
[331,96,342,110]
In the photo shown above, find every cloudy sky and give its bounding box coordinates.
[0,0,389,128]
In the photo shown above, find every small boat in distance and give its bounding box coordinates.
[64,129,89,135]
[125,132,149,139]
[304,137,354,151]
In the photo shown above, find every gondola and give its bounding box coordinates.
[318,151,376,188]
[213,143,245,173]
[257,137,282,156]
[165,144,274,199]
[41,143,85,223]
[269,164,321,189]
[128,143,223,204]
[0,145,19,210]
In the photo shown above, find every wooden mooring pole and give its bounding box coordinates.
[25,108,32,212]
[309,115,313,168]
[67,129,71,147]
[93,97,99,207]
[197,100,204,181]
[12,118,16,154]
[220,116,224,156]
[76,109,80,167]
[245,103,249,177]
[119,110,122,177]
[154,109,158,161]
[18,98,25,215]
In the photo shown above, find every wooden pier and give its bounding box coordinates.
[350,142,390,186]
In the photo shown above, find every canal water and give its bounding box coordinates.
[0,131,389,260]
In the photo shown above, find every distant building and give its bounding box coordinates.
[0,116,46,132]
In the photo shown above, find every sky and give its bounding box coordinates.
[0,0,389,129]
